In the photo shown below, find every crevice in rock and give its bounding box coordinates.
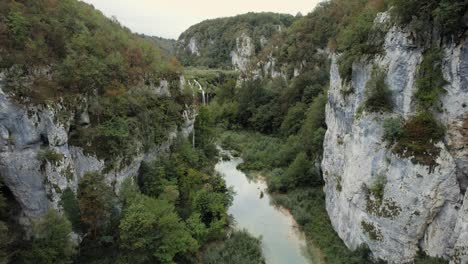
[40,133,49,146]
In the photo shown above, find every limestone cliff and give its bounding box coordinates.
[322,14,468,264]
[176,12,294,70]
[0,75,193,228]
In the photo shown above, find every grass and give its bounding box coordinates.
[272,188,375,263]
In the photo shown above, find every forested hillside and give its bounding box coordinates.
[180,0,468,263]
[0,1,257,263]
[177,12,295,69]
[1,0,468,263]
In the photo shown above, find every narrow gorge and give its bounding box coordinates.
[0,0,467,263]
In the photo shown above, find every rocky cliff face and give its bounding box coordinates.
[322,15,468,263]
[0,76,193,228]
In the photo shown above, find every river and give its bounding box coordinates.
[215,150,313,264]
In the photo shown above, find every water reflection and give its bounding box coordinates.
[215,153,312,264]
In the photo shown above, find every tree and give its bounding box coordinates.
[119,195,198,264]
[202,230,264,264]
[284,152,319,188]
[192,188,230,239]
[26,210,76,264]
[299,94,327,159]
[194,106,217,158]
[280,102,307,136]
[59,188,81,232]
[77,172,115,238]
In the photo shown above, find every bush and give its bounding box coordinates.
[370,175,387,202]
[391,111,445,167]
[27,210,76,264]
[37,149,64,166]
[280,102,307,136]
[119,195,198,264]
[77,172,115,238]
[59,188,81,232]
[272,188,376,264]
[337,6,387,82]
[363,68,393,113]
[390,0,468,40]
[201,230,264,264]
[383,117,405,144]
[284,152,313,188]
[415,47,447,110]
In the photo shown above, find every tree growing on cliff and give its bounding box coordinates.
[77,172,115,238]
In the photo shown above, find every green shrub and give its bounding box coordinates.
[382,117,405,144]
[37,149,64,166]
[415,48,447,110]
[370,175,387,202]
[363,68,393,113]
[390,111,445,167]
[390,0,468,40]
[59,188,81,233]
[201,229,264,264]
[27,210,76,264]
[280,102,307,136]
[337,7,387,83]
[272,188,376,264]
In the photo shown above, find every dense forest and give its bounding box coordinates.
[0,0,260,263]
[189,0,467,263]
[1,0,468,263]
[177,12,295,69]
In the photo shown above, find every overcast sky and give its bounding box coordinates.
[80,0,321,39]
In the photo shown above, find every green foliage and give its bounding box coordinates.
[138,136,232,243]
[71,88,182,168]
[386,111,445,167]
[0,0,181,101]
[194,106,217,159]
[414,252,449,264]
[299,93,328,159]
[202,230,265,264]
[273,188,376,263]
[382,117,405,143]
[119,194,198,264]
[415,48,447,110]
[26,210,76,264]
[363,67,393,113]
[6,10,30,45]
[77,172,115,238]
[37,149,64,166]
[280,102,307,136]
[284,152,319,188]
[337,4,387,82]
[177,13,294,68]
[390,0,468,40]
[59,188,81,232]
[370,175,387,202]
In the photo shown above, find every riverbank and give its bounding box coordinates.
[217,130,449,264]
[215,151,313,264]
[218,130,375,264]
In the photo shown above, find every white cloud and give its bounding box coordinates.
[80,0,321,39]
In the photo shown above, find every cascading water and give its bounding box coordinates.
[193,80,207,106]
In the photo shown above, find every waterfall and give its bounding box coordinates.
[193,80,206,106]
